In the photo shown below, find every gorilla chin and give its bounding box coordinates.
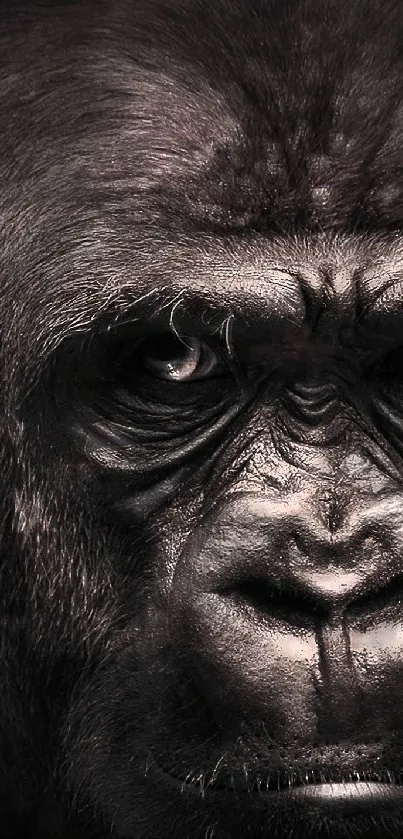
[3,1,403,838]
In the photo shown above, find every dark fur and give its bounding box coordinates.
[1,1,403,837]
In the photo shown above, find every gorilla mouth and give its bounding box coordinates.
[163,770,403,823]
[153,760,403,807]
[153,763,403,803]
[178,774,403,797]
[151,759,403,839]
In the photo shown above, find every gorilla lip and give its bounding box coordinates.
[152,758,403,806]
[171,773,403,812]
[285,780,403,807]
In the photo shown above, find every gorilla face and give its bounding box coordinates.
[2,1,403,837]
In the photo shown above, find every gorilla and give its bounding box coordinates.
[3,0,403,837]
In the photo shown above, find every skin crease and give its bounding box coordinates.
[5,0,403,837]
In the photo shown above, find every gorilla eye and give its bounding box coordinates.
[138,334,219,382]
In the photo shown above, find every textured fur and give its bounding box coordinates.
[1,2,403,838]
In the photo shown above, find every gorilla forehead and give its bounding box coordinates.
[3,0,403,378]
[105,0,403,233]
[8,0,403,233]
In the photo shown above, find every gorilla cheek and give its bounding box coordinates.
[170,549,320,740]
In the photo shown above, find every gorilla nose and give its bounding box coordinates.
[234,565,366,621]
[179,493,398,622]
[258,530,384,616]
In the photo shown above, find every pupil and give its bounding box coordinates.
[140,334,200,378]
[148,334,191,364]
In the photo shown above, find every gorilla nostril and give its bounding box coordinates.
[347,573,403,622]
[222,566,403,628]
[227,576,330,627]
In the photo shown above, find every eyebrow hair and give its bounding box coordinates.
[16,230,403,391]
